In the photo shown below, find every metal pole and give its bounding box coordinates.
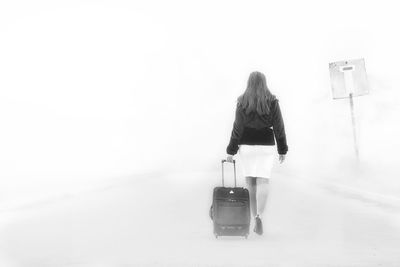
[221,160,225,187]
[349,93,359,160]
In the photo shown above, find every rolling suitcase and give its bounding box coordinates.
[210,159,250,239]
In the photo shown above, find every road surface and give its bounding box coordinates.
[1,171,399,267]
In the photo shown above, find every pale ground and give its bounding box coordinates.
[1,171,400,267]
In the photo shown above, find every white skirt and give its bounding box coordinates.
[238,145,276,178]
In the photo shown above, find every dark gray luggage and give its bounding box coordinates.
[210,160,250,239]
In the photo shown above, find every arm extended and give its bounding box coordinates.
[226,103,246,155]
[272,100,288,155]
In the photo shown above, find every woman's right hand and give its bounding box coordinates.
[279,154,286,164]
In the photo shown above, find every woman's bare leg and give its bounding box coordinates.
[245,176,257,217]
[256,177,270,216]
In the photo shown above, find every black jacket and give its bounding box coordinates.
[226,98,288,155]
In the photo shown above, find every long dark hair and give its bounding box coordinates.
[238,71,275,115]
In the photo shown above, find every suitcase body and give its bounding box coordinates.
[211,160,250,238]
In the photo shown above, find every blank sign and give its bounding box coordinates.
[329,58,370,99]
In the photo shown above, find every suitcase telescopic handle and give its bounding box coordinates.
[221,159,237,187]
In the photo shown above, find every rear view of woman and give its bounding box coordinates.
[226,71,288,235]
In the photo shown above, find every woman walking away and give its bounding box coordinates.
[226,71,288,235]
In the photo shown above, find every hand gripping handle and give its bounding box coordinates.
[221,159,237,187]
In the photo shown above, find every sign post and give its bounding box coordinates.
[329,58,370,161]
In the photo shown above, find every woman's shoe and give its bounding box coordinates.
[253,215,263,235]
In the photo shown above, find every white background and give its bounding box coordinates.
[1,0,400,204]
[1,0,400,266]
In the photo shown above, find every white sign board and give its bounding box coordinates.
[329,58,370,99]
